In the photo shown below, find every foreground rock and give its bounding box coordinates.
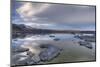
[11,44,62,66]
[11,51,40,66]
[12,47,29,53]
[39,44,62,61]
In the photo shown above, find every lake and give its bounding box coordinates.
[11,33,96,65]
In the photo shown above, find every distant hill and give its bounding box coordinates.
[12,24,53,34]
[12,23,95,34]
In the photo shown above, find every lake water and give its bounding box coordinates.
[11,33,96,65]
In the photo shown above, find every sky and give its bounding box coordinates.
[12,1,96,30]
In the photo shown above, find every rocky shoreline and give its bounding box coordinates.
[11,44,62,66]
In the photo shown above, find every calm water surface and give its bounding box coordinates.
[12,34,95,64]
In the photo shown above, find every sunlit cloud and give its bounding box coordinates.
[16,2,50,21]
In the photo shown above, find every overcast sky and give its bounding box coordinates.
[12,1,96,30]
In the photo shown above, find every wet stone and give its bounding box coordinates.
[53,38,60,41]
[12,47,29,53]
[39,44,62,61]
[78,41,93,49]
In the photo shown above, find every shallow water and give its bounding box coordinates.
[11,33,96,65]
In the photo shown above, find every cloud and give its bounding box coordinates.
[13,2,95,30]
[35,4,95,24]
[16,2,50,21]
[16,2,95,25]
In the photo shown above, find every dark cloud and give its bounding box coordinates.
[35,4,95,24]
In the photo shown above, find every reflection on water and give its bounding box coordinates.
[11,33,96,65]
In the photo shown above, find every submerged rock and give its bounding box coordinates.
[78,41,93,49]
[84,38,95,42]
[49,35,55,37]
[39,44,62,61]
[53,38,60,41]
[74,35,95,42]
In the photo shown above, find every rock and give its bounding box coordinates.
[24,51,40,65]
[26,53,40,65]
[26,59,36,65]
[53,38,60,41]
[84,38,95,42]
[11,52,28,66]
[26,56,37,65]
[74,35,95,42]
[39,44,62,61]
[74,35,80,38]
[27,51,34,57]
[12,51,39,66]
[12,47,29,53]
[31,55,40,63]
[12,43,62,65]
[49,35,55,37]
[78,41,93,49]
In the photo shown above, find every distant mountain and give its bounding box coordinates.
[12,23,53,33]
[12,23,95,38]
